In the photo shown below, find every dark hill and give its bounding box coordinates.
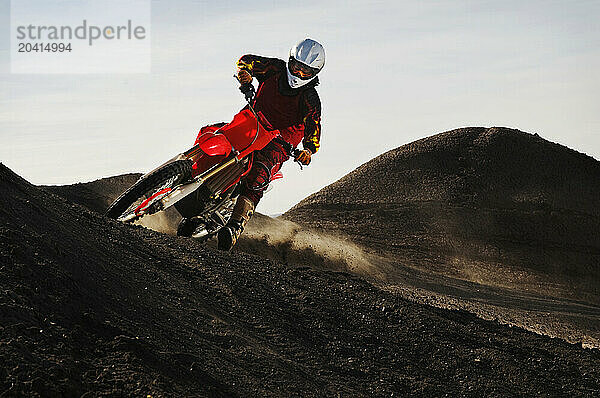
[42,173,142,213]
[285,127,600,301]
[2,161,600,396]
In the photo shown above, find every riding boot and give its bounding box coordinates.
[217,195,254,251]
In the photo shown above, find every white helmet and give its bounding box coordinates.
[286,38,325,89]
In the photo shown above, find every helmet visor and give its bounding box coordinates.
[288,57,320,80]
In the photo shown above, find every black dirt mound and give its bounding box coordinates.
[285,127,600,301]
[2,161,600,396]
[42,173,142,213]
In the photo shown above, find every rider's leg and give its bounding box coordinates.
[217,141,289,251]
[217,195,255,250]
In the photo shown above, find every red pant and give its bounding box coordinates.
[241,140,289,206]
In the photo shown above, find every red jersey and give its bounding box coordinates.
[237,54,322,153]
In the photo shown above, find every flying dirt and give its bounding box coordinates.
[3,126,600,396]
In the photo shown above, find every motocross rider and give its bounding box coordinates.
[217,38,325,251]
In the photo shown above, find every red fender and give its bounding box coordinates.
[197,134,232,157]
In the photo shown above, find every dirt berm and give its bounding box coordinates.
[285,127,600,304]
[1,159,600,395]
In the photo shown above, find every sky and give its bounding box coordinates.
[1,0,599,215]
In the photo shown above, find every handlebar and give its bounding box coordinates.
[234,75,255,103]
[240,83,255,103]
[291,148,306,170]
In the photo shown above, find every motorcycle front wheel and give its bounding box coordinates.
[105,160,193,221]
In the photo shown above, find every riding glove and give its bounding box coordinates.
[237,69,252,84]
[296,149,312,165]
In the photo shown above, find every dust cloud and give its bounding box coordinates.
[134,210,386,279]
[239,216,387,280]
[134,207,180,235]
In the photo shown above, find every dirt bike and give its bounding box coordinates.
[105,79,302,241]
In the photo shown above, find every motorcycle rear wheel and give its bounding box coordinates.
[105,160,193,221]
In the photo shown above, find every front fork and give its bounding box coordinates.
[158,147,249,215]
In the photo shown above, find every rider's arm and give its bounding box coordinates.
[301,89,322,154]
[237,55,284,83]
